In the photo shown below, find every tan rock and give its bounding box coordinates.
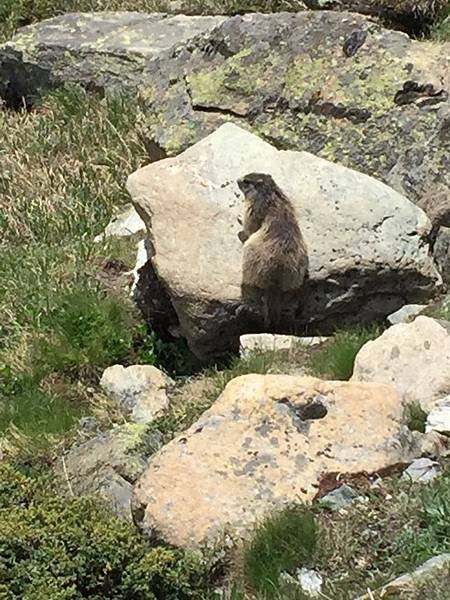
[239,333,328,357]
[132,374,419,548]
[352,316,450,412]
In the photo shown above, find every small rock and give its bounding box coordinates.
[296,568,323,597]
[78,416,99,434]
[402,458,442,483]
[354,554,450,599]
[426,396,450,435]
[319,484,358,510]
[130,238,151,297]
[94,204,145,242]
[387,304,426,325]
[100,364,173,423]
[239,334,328,357]
[55,423,163,520]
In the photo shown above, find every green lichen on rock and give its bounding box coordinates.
[284,52,407,115]
[187,48,285,114]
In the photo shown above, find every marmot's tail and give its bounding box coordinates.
[262,286,283,333]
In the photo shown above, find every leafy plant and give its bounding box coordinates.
[406,402,428,433]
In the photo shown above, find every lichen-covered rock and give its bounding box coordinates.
[1,12,448,210]
[132,374,421,548]
[142,11,450,208]
[55,423,163,520]
[100,364,173,423]
[0,12,225,107]
[352,316,450,411]
[127,122,440,360]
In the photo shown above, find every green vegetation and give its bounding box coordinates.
[406,401,428,433]
[0,463,209,599]
[0,86,157,439]
[224,469,450,598]
[309,326,380,380]
[240,506,316,599]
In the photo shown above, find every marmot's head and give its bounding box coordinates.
[237,173,275,202]
[237,173,279,219]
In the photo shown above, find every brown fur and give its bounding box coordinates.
[237,173,308,332]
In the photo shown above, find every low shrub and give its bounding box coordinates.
[406,402,428,433]
[0,464,209,599]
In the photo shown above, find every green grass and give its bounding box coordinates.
[309,326,380,380]
[226,469,450,599]
[406,401,428,433]
[240,506,317,599]
[0,86,157,439]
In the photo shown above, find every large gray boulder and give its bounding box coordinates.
[127,122,440,360]
[1,11,448,211]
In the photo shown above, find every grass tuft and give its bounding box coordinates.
[309,326,380,380]
[241,506,317,599]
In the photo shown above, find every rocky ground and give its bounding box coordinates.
[1,1,450,599]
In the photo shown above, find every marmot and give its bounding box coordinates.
[237,172,308,332]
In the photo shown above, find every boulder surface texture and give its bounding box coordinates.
[56,423,163,520]
[127,122,440,359]
[133,374,420,548]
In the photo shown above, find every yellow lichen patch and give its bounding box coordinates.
[284,52,407,115]
[186,49,286,113]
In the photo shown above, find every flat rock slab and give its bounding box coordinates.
[0,12,225,105]
[132,374,421,548]
[240,334,329,356]
[352,316,450,412]
[127,122,440,360]
[354,554,450,600]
